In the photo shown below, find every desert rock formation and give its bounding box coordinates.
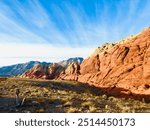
[77,27,150,100]
[21,57,83,80]
[21,28,150,100]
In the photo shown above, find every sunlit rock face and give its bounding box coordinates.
[77,27,150,100]
[21,28,150,100]
[21,57,83,80]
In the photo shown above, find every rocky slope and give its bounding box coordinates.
[20,28,150,100]
[76,27,150,100]
[21,57,83,79]
[0,61,47,77]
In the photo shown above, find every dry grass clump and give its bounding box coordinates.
[81,101,95,108]
[88,106,97,113]
[63,101,73,107]
[66,107,79,113]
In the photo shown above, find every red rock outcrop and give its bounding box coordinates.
[21,27,150,100]
[21,63,64,79]
[58,62,80,81]
[76,27,150,100]
[21,64,50,79]
[21,58,83,80]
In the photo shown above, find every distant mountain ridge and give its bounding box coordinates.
[58,57,83,67]
[0,57,83,77]
[0,61,50,77]
[20,57,83,79]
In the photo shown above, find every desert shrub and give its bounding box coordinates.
[67,107,79,113]
[101,94,108,100]
[88,106,97,112]
[108,96,117,101]
[81,101,95,108]
[63,101,73,107]
[121,107,132,113]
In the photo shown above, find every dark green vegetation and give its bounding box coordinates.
[0,77,150,113]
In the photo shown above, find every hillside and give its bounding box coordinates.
[20,28,150,100]
[56,27,150,100]
[76,27,150,100]
[0,61,45,77]
[21,57,83,79]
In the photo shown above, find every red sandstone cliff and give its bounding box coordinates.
[77,27,150,99]
[21,58,82,80]
[21,27,150,100]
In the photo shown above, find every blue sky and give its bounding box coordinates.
[0,0,150,66]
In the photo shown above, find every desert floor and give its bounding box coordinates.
[0,77,150,113]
